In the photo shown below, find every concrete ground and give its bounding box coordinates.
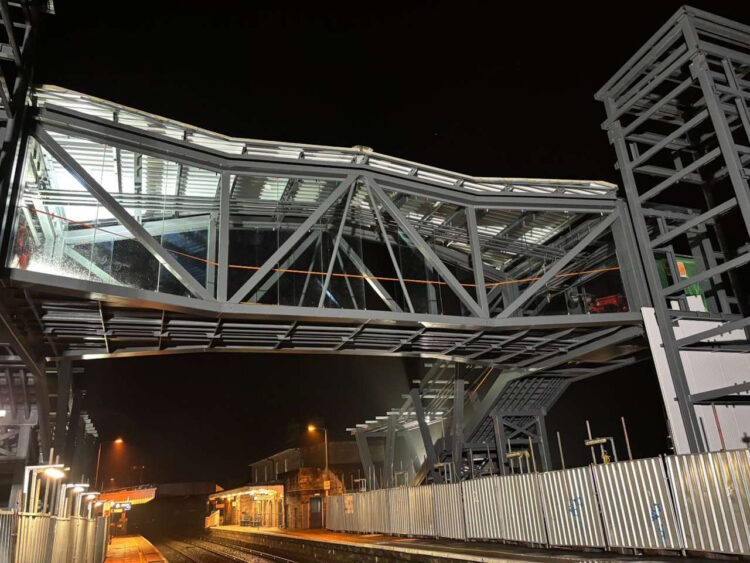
[107,535,168,563]
[213,525,722,562]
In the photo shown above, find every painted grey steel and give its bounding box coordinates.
[410,389,441,483]
[407,485,435,537]
[593,457,682,550]
[84,518,96,563]
[367,176,484,318]
[597,6,750,454]
[432,483,466,540]
[665,449,750,555]
[388,487,410,536]
[496,473,547,545]
[461,476,503,540]
[540,467,606,548]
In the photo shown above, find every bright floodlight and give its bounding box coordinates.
[307,424,316,432]
[44,467,65,479]
[114,437,124,444]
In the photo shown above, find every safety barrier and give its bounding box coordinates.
[0,511,13,563]
[540,466,605,548]
[594,457,682,550]
[665,449,750,556]
[10,513,109,563]
[325,448,750,558]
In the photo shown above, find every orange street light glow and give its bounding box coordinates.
[114,438,124,444]
[307,425,316,432]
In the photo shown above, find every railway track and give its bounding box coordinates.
[153,536,297,563]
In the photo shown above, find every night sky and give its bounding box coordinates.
[36,1,750,486]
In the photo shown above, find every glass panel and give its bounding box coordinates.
[9,134,218,297]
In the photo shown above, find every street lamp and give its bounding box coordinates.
[307,424,329,493]
[95,437,124,490]
[22,463,66,513]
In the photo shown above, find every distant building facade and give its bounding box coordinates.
[249,441,383,529]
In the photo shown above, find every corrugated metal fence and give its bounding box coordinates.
[1,513,110,563]
[326,448,750,556]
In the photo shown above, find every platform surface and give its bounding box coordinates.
[107,535,167,563]
[213,525,715,563]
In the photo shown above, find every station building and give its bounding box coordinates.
[209,440,383,529]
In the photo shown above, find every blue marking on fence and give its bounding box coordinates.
[650,502,667,541]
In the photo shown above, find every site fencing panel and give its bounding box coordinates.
[325,496,344,532]
[408,485,435,537]
[355,491,372,533]
[496,473,547,545]
[462,476,502,540]
[369,489,390,534]
[15,513,51,563]
[433,483,465,540]
[47,517,72,563]
[665,450,750,555]
[540,467,606,548]
[84,518,96,563]
[594,457,682,550]
[70,516,89,563]
[93,516,108,563]
[342,494,356,532]
[388,487,410,535]
[0,510,13,563]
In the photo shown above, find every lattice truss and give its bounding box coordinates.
[0,86,650,370]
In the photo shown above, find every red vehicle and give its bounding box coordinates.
[589,294,628,313]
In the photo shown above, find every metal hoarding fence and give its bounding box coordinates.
[325,496,344,532]
[342,493,356,532]
[354,491,371,533]
[15,513,51,563]
[593,457,682,550]
[408,485,435,537]
[433,482,466,540]
[369,489,390,535]
[70,516,88,563]
[84,518,97,563]
[388,487,410,535]
[93,516,109,563]
[540,466,606,548]
[47,517,72,563]
[461,476,503,540]
[0,511,13,563]
[497,473,547,545]
[665,449,750,555]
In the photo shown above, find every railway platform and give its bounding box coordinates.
[208,525,716,563]
[107,535,167,563]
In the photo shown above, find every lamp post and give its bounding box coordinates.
[307,424,329,494]
[95,437,124,490]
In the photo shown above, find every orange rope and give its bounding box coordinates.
[27,207,620,288]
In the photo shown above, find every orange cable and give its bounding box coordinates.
[27,206,621,288]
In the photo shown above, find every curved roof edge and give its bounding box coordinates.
[33,85,617,199]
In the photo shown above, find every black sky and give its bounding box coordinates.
[39,1,750,486]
